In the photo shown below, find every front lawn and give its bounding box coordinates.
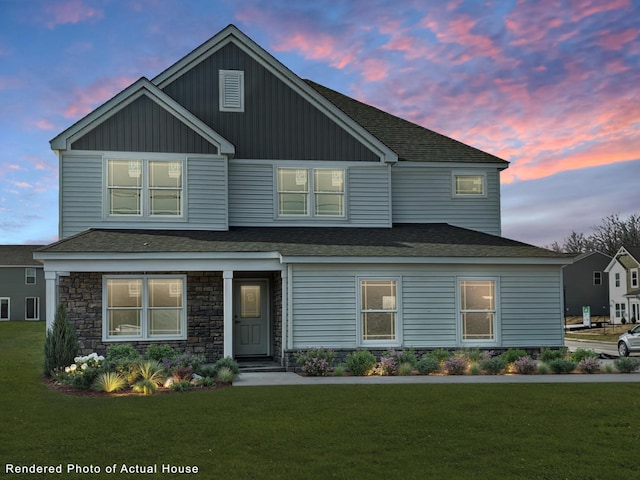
[2,322,640,479]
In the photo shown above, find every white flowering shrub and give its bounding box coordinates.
[54,352,105,389]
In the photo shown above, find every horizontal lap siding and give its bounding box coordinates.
[187,157,228,229]
[228,163,274,225]
[392,165,501,235]
[61,154,103,238]
[290,264,564,350]
[348,166,391,226]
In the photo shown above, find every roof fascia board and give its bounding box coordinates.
[393,161,509,170]
[50,78,235,155]
[153,25,397,164]
[280,256,573,265]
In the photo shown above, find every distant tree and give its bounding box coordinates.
[548,213,639,256]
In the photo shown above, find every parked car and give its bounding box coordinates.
[617,325,640,356]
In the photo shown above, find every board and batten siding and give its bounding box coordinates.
[289,264,564,349]
[228,161,392,227]
[391,164,502,235]
[60,153,228,238]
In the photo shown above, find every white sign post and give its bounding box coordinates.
[583,306,591,328]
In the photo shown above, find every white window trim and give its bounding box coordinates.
[25,297,40,321]
[632,268,639,288]
[615,272,621,287]
[457,277,500,346]
[25,267,36,285]
[102,274,187,342]
[103,153,186,221]
[275,166,347,219]
[356,276,402,347]
[0,297,9,320]
[452,171,487,198]
[219,70,245,112]
[593,271,602,285]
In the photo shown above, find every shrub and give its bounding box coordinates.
[133,360,165,385]
[571,348,599,363]
[295,348,334,376]
[171,366,193,382]
[212,357,240,376]
[106,344,141,363]
[383,349,417,368]
[416,356,440,375]
[346,350,376,376]
[577,358,601,374]
[428,349,452,365]
[480,356,506,375]
[463,349,486,363]
[614,357,640,373]
[54,352,106,390]
[469,363,482,375]
[397,362,414,376]
[539,348,565,363]
[332,364,346,376]
[195,376,216,387]
[372,356,398,376]
[512,356,538,375]
[44,304,79,376]
[93,372,127,393]
[502,349,528,364]
[216,366,237,384]
[548,358,577,374]
[443,356,468,375]
[164,353,206,372]
[169,380,193,392]
[537,363,551,375]
[146,344,179,362]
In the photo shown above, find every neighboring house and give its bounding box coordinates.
[34,25,571,368]
[0,245,45,321]
[562,252,611,318]
[605,246,640,324]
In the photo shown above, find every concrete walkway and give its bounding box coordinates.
[234,362,640,387]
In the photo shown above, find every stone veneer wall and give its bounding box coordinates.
[59,271,224,362]
[270,272,282,364]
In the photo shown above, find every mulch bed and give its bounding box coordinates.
[44,377,231,397]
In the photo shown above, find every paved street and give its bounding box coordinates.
[565,338,621,357]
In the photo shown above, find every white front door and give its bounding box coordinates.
[233,280,269,356]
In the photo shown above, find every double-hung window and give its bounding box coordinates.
[25,268,36,285]
[277,168,345,217]
[593,271,602,285]
[615,303,626,319]
[359,278,400,345]
[459,278,498,343]
[0,298,9,320]
[632,269,639,289]
[104,276,186,341]
[107,158,183,217]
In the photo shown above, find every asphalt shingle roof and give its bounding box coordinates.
[0,245,44,266]
[306,80,508,166]
[36,224,567,260]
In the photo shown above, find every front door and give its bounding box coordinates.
[233,280,269,356]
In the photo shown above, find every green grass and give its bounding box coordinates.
[2,322,640,479]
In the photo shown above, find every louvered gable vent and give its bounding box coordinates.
[219,70,244,112]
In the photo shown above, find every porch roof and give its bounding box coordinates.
[36,224,571,261]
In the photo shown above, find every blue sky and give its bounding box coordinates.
[0,0,638,247]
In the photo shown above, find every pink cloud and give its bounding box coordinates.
[63,76,136,119]
[272,32,357,70]
[42,0,104,29]
[595,28,639,50]
[569,0,632,21]
[34,118,56,131]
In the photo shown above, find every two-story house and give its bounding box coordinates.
[35,25,571,368]
[605,246,640,324]
[562,252,611,319]
[1,245,45,321]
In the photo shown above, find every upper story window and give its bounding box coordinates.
[632,269,639,288]
[219,70,244,112]
[25,268,36,285]
[615,272,621,287]
[453,172,486,197]
[107,158,183,217]
[593,271,602,285]
[277,168,345,217]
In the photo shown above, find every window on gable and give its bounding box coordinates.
[107,158,183,217]
[459,279,497,343]
[25,268,37,285]
[219,70,244,112]
[277,167,345,217]
[593,271,602,285]
[615,272,621,287]
[104,276,186,340]
[632,269,639,288]
[359,279,399,344]
[453,173,485,196]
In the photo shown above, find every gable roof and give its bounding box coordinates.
[0,245,44,266]
[306,80,508,166]
[35,224,570,263]
[50,78,235,155]
[604,246,640,273]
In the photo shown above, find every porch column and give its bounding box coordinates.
[223,270,234,358]
[44,270,58,331]
[281,268,288,361]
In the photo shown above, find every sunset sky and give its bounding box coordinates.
[0,0,638,247]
